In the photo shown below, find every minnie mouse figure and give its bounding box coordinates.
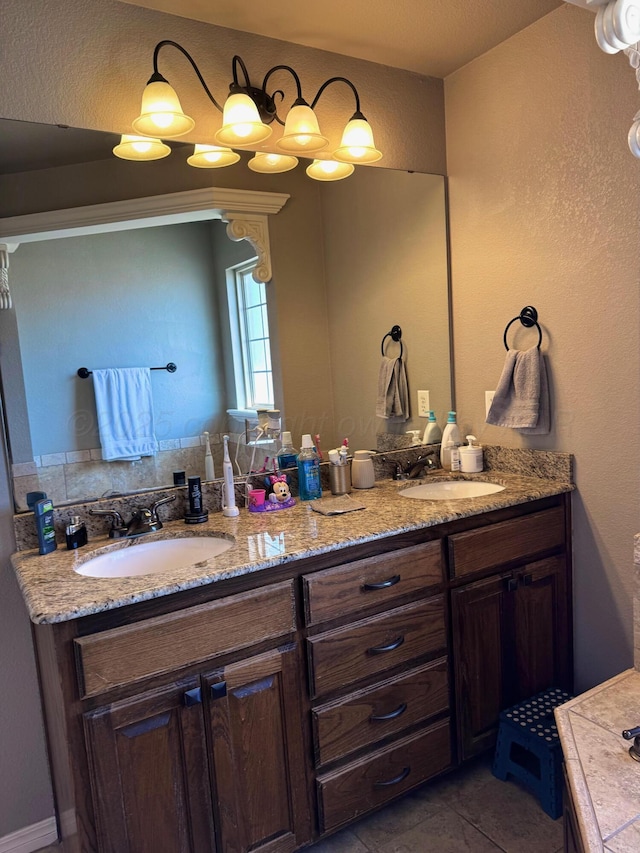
[265,473,292,504]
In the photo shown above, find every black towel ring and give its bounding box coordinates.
[381,325,403,359]
[503,306,542,351]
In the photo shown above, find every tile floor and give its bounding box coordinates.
[36,755,564,853]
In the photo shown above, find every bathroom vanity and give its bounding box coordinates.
[12,468,573,852]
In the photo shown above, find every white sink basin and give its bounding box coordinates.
[75,535,235,578]
[399,481,505,501]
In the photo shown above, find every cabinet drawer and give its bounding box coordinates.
[312,657,449,766]
[317,719,451,834]
[302,541,443,626]
[448,507,565,580]
[307,597,445,698]
[75,581,296,698]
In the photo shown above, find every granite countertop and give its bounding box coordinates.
[556,669,640,852]
[11,471,573,625]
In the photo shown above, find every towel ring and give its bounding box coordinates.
[503,306,542,351]
[381,325,403,359]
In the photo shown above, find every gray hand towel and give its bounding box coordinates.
[376,357,410,420]
[486,347,550,434]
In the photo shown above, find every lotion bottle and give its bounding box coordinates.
[422,411,442,445]
[441,411,462,470]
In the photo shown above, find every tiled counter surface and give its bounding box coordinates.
[556,669,640,852]
[11,470,573,625]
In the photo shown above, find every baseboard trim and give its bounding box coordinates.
[0,817,58,853]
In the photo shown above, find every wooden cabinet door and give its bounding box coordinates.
[452,554,572,762]
[84,677,216,853]
[205,644,312,853]
[512,556,571,702]
[451,573,507,760]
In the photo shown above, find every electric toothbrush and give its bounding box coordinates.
[222,434,239,517]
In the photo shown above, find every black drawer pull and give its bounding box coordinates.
[363,575,401,591]
[373,766,410,788]
[183,687,202,707]
[522,573,533,586]
[370,702,407,723]
[504,576,518,592]
[367,635,405,655]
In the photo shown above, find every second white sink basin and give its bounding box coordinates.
[75,535,235,578]
[399,481,505,501]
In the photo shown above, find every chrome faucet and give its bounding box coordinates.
[382,449,438,481]
[90,494,176,538]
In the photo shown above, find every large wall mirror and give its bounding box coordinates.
[0,119,453,512]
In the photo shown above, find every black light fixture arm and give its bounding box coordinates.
[311,76,362,116]
[150,40,224,113]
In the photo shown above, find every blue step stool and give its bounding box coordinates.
[492,687,573,820]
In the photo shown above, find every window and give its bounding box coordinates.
[227,259,274,410]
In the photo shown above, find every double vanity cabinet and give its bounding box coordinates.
[22,484,572,853]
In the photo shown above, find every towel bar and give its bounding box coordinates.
[381,325,403,359]
[77,363,177,378]
[503,307,542,350]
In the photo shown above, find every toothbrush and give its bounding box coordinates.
[314,434,323,461]
[203,431,215,481]
[222,434,239,517]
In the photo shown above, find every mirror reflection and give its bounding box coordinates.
[0,120,452,512]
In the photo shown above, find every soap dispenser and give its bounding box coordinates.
[422,411,442,445]
[441,412,462,471]
[459,436,483,473]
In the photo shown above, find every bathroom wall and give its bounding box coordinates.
[1,0,637,841]
[446,3,640,691]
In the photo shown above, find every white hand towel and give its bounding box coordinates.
[376,357,410,421]
[92,368,159,461]
[486,347,550,434]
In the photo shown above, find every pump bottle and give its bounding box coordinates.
[422,411,442,445]
[441,411,462,471]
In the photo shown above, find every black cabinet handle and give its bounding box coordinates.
[210,682,227,700]
[370,702,407,723]
[504,576,518,592]
[373,766,410,788]
[183,687,202,707]
[363,575,401,591]
[522,573,533,586]
[367,635,405,655]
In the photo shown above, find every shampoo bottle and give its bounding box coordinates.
[422,411,442,445]
[297,434,322,501]
[441,411,462,470]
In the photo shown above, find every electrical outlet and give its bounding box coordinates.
[485,391,495,417]
[417,390,430,418]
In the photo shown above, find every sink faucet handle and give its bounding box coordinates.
[149,494,177,521]
[622,726,640,739]
[88,508,127,538]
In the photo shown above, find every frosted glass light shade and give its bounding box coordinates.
[276,104,328,154]
[214,93,272,146]
[112,135,171,161]
[333,118,382,164]
[132,80,195,137]
[248,152,298,173]
[187,144,240,168]
[306,159,354,181]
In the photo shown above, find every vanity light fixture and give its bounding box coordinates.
[305,159,355,181]
[112,134,171,161]
[186,144,240,168]
[248,152,299,174]
[120,40,382,180]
